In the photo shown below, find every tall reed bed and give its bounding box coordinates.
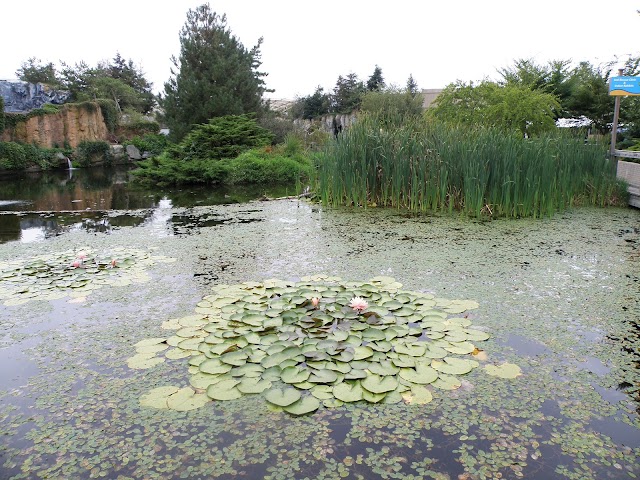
[315,115,626,218]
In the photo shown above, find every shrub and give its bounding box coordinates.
[168,114,273,162]
[224,148,312,184]
[95,99,119,133]
[134,147,312,187]
[258,115,297,144]
[75,140,112,167]
[0,142,27,169]
[125,134,171,157]
[360,87,423,122]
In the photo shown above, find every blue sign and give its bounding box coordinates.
[610,76,640,96]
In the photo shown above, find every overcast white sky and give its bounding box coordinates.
[1,0,638,99]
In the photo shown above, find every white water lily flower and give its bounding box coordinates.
[349,296,368,312]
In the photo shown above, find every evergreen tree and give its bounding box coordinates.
[332,73,365,113]
[406,74,419,97]
[103,53,155,113]
[16,58,60,86]
[366,65,385,91]
[160,4,269,141]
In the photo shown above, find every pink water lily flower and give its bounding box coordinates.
[72,260,81,268]
[311,297,320,308]
[349,296,368,313]
[110,259,117,268]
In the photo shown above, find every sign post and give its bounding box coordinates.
[609,71,640,156]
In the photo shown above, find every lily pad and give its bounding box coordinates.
[361,374,398,394]
[333,382,364,402]
[166,387,210,411]
[139,386,179,409]
[264,387,301,407]
[399,363,439,384]
[484,363,523,379]
[282,396,320,415]
[206,379,242,400]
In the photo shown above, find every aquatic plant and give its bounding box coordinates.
[0,248,175,305]
[315,114,627,218]
[130,276,517,415]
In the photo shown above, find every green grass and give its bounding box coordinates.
[315,114,627,218]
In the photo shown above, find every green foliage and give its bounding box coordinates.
[134,147,312,187]
[0,141,61,170]
[160,4,269,141]
[168,114,273,162]
[315,114,625,218]
[332,73,366,113]
[224,148,312,185]
[125,134,171,157]
[56,55,155,114]
[0,97,4,132]
[428,81,560,137]
[498,57,617,133]
[75,140,111,167]
[257,114,297,144]
[406,74,419,97]
[0,142,27,169]
[291,86,331,119]
[117,110,160,139]
[95,99,119,133]
[366,65,385,91]
[16,57,61,86]
[360,86,423,122]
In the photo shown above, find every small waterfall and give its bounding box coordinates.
[66,157,73,170]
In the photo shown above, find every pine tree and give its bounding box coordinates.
[406,74,419,97]
[366,65,385,91]
[160,4,269,141]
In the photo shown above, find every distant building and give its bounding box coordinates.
[421,89,443,109]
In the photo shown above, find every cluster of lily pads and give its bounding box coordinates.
[134,276,521,415]
[0,248,176,305]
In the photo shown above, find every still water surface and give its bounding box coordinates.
[0,166,291,244]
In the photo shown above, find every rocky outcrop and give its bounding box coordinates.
[1,103,109,148]
[294,113,357,136]
[0,81,70,113]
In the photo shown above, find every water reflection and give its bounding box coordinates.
[0,165,288,244]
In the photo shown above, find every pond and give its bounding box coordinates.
[0,166,294,244]
[0,171,638,480]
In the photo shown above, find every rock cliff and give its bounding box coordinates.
[0,81,70,113]
[1,103,109,148]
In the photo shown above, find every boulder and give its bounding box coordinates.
[126,144,142,160]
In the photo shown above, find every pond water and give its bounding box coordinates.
[0,173,638,480]
[0,166,293,244]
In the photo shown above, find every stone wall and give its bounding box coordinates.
[1,103,109,148]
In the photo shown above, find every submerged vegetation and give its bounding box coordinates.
[315,115,627,218]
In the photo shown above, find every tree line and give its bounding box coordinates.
[9,2,640,148]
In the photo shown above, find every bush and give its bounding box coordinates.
[0,142,27,169]
[134,147,313,187]
[360,87,423,122]
[95,99,119,133]
[258,115,297,144]
[125,134,171,157]
[168,114,273,162]
[75,140,112,167]
[224,148,312,184]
